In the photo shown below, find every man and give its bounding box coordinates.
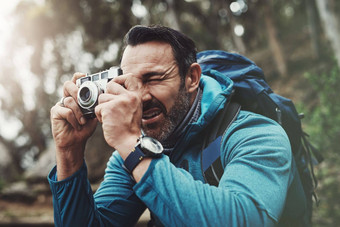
[49,25,307,226]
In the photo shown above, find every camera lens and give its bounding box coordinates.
[79,87,91,102]
[77,81,100,109]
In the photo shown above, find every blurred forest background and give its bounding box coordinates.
[0,0,339,226]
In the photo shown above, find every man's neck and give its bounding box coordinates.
[162,87,202,154]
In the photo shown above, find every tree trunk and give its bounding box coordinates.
[263,1,287,78]
[315,0,340,68]
[305,0,322,59]
[165,0,180,30]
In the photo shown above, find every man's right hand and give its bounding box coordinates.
[50,73,97,180]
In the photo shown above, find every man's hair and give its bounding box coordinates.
[124,25,197,79]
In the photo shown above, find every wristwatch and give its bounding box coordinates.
[124,135,163,173]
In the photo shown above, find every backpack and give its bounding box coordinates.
[197,50,323,223]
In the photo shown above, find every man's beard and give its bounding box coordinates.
[142,86,191,142]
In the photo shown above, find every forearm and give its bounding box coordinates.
[49,153,147,227]
[55,144,85,181]
[48,163,100,226]
[134,156,279,227]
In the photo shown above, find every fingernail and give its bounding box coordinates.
[80,117,86,125]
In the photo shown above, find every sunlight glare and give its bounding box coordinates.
[0,2,18,59]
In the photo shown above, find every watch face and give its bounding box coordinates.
[141,137,163,155]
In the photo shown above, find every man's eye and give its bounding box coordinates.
[146,77,163,83]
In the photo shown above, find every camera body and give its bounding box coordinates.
[76,66,122,119]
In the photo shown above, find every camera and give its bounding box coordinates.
[76,66,122,119]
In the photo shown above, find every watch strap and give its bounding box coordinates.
[124,146,145,173]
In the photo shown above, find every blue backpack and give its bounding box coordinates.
[197,50,322,222]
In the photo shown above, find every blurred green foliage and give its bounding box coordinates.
[304,63,340,151]
[0,179,5,192]
[298,62,340,226]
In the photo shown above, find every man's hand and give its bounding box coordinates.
[50,73,97,180]
[95,74,143,160]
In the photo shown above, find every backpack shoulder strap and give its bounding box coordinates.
[201,101,241,186]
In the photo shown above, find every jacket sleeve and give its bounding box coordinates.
[47,154,146,227]
[133,112,292,227]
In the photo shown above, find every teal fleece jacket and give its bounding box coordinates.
[48,72,307,226]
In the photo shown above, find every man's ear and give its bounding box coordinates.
[185,63,201,93]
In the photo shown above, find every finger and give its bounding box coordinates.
[125,76,143,91]
[63,96,87,125]
[63,80,79,100]
[57,97,66,107]
[106,80,127,95]
[94,104,103,123]
[98,93,114,105]
[71,72,86,84]
[95,100,116,124]
[113,73,142,91]
[112,73,130,85]
[51,104,81,131]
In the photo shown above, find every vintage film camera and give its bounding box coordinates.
[76,66,122,119]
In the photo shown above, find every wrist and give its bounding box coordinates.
[132,158,152,183]
[115,135,141,160]
[55,145,85,181]
[123,135,163,174]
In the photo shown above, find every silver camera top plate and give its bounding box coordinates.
[76,66,122,87]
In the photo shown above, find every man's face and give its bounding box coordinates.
[120,41,192,141]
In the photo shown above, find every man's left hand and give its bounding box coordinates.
[95,74,143,160]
